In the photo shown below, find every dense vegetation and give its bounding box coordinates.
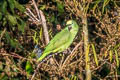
[0,0,120,80]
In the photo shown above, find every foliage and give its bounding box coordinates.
[0,0,26,49]
[0,0,120,80]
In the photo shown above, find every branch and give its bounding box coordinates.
[28,0,56,80]
[39,10,49,44]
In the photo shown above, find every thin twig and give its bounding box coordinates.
[31,62,42,80]
[32,0,41,20]
[0,51,36,62]
[61,41,82,69]
[26,8,39,21]
[25,12,36,22]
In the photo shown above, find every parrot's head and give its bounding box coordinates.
[66,20,79,33]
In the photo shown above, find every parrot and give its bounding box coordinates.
[37,20,79,61]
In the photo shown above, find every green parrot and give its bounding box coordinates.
[38,20,79,61]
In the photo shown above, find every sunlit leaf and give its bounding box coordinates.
[115,50,119,67]
[70,75,78,80]
[93,0,101,13]
[91,44,98,66]
[33,32,39,44]
[102,0,110,13]
[85,44,90,69]
[14,1,25,13]
[25,61,33,75]
[109,50,113,62]
[39,5,46,10]
[104,50,108,58]
[113,43,120,50]
[57,2,64,13]
[39,27,43,40]
[7,14,17,26]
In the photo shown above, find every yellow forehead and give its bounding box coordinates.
[66,20,73,24]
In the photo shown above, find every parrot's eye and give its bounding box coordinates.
[68,26,72,31]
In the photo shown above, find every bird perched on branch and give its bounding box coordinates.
[37,20,79,61]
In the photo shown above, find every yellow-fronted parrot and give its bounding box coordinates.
[38,20,79,61]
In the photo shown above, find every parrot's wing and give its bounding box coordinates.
[43,28,70,54]
[38,28,71,61]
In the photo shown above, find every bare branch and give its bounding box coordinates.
[39,10,50,44]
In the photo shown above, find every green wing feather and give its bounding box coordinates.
[38,28,71,61]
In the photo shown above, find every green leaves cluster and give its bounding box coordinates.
[0,0,26,49]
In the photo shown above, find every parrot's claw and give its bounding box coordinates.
[63,48,71,54]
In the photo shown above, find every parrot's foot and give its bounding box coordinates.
[68,48,72,53]
[40,54,53,63]
[41,53,59,63]
[63,48,71,54]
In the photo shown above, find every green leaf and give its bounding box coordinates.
[0,0,7,14]
[7,14,17,26]
[0,75,9,80]
[39,5,46,10]
[11,39,23,49]
[91,44,98,66]
[5,32,20,48]
[5,32,11,43]
[8,0,15,14]
[10,39,17,48]
[109,50,113,62]
[102,0,110,13]
[39,27,43,40]
[113,43,120,50]
[5,32,16,48]
[3,17,7,26]
[25,61,33,75]
[57,2,64,13]
[14,1,25,13]
[16,17,26,32]
[92,0,101,13]
[33,31,39,44]
[115,50,119,67]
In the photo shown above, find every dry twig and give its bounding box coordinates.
[61,41,82,69]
